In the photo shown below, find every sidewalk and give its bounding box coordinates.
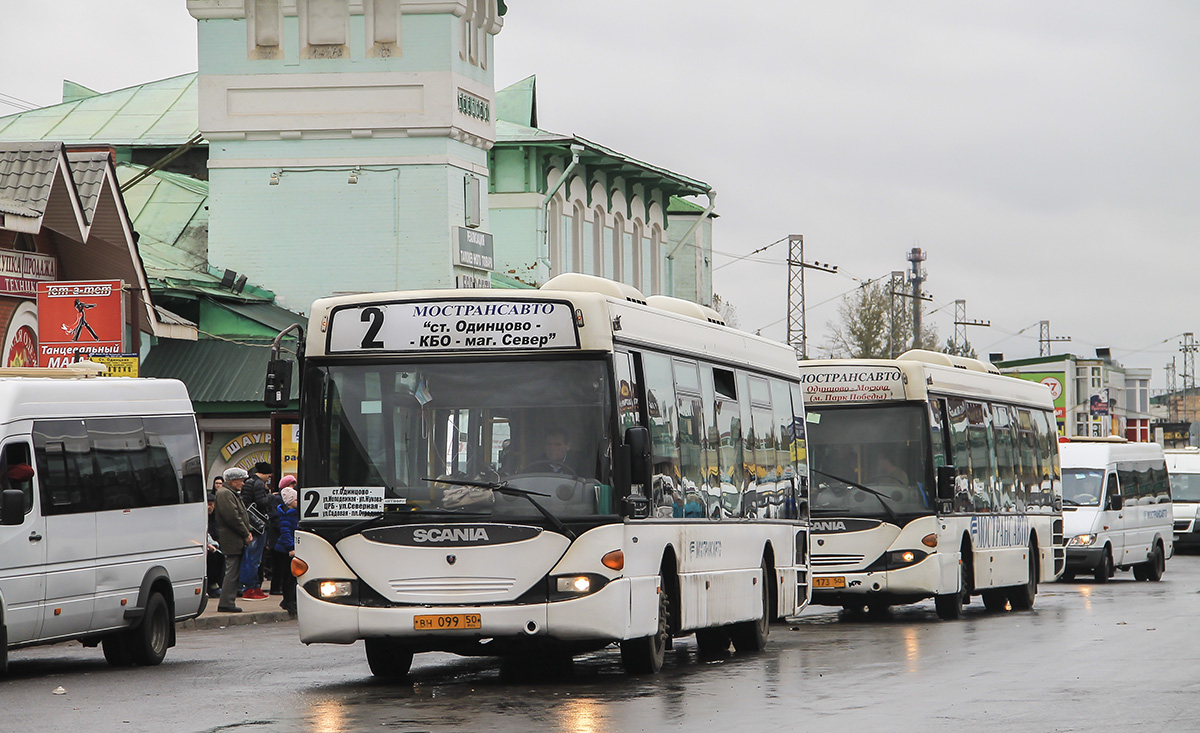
[182,588,295,631]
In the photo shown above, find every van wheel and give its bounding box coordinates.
[1140,543,1165,582]
[1092,548,1113,583]
[102,631,135,667]
[130,592,171,666]
[0,622,8,676]
[621,586,669,674]
[365,638,414,679]
[729,560,772,653]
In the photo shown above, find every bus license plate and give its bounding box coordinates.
[814,576,846,589]
[414,613,482,631]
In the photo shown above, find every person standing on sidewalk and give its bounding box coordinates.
[214,467,253,613]
[239,462,273,601]
[273,483,300,617]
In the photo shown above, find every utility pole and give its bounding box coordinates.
[1166,357,1178,422]
[907,248,926,350]
[785,234,837,360]
[952,300,990,355]
[888,271,905,358]
[1038,320,1071,357]
[1182,333,1197,425]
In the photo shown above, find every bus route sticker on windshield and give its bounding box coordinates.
[327,300,580,353]
[302,486,386,520]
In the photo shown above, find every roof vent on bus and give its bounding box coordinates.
[541,273,647,304]
[645,295,726,325]
[898,349,1000,374]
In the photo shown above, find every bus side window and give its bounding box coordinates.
[614,352,640,433]
[0,441,35,519]
[641,352,679,516]
[928,398,947,469]
[33,419,95,515]
[673,359,706,519]
[946,398,973,512]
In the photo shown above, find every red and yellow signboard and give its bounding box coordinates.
[6,325,37,367]
[37,280,124,367]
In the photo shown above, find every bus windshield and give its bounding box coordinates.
[1061,469,1103,506]
[1169,472,1200,502]
[302,358,614,519]
[806,403,934,518]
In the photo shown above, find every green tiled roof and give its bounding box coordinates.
[141,337,299,410]
[0,73,199,147]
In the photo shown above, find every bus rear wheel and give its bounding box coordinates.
[729,560,772,653]
[981,589,1008,612]
[694,627,730,658]
[365,638,414,679]
[1008,545,1038,611]
[621,587,670,674]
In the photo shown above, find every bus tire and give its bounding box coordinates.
[130,592,171,666]
[1008,544,1038,611]
[981,589,1008,612]
[0,619,7,676]
[729,559,772,653]
[621,587,669,674]
[935,548,969,620]
[365,638,414,679]
[1092,548,1113,583]
[694,627,730,657]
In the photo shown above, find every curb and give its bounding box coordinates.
[181,609,295,631]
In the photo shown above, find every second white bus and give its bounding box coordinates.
[798,351,1063,619]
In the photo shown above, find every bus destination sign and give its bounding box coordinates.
[328,299,580,353]
[798,366,905,404]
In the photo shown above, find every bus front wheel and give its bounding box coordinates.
[365,638,414,679]
[935,562,966,620]
[729,560,772,653]
[621,587,669,674]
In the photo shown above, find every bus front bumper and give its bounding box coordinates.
[810,556,942,607]
[296,577,634,646]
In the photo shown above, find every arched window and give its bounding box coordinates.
[612,213,625,282]
[650,224,663,295]
[571,202,585,274]
[631,221,644,292]
[593,206,606,278]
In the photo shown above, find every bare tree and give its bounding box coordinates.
[711,292,740,329]
[821,279,939,358]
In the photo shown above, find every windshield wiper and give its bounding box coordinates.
[810,468,900,523]
[423,477,576,540]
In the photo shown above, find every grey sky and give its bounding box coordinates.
[5,2,1198,386]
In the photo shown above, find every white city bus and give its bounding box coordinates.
[282,274,810,676]
[797,351,1063,619]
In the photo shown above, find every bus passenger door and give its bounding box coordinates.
[0,440,46,645]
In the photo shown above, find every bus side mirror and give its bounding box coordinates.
[265,359,292,409]
[1,489,24,525]
[622,426,651,519]
[936,465,956,501]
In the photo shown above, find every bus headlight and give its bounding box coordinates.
[1069,534,1095,547]
[549,573,609,601]
[318,580,353,599]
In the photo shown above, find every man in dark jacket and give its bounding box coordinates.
[215,467,253,612]
[238,462,273,601]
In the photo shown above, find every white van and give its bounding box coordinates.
[1059,437,1172,582]
[0,365,207,673]
[1164,447,1200,551]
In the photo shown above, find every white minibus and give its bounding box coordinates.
[1060,437,1172,582]
[0,365,207,672]
[1164,447,1200,551]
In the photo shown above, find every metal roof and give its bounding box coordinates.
[140,337,299,407]
[0,74,200,147]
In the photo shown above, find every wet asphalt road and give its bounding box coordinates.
[4,554,1199,733]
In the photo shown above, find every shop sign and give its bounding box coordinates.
[455,227,494,271]
[37,280,124,367]
[6,325,36,367]
[90,353,139,377]
[0,251,57,298]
